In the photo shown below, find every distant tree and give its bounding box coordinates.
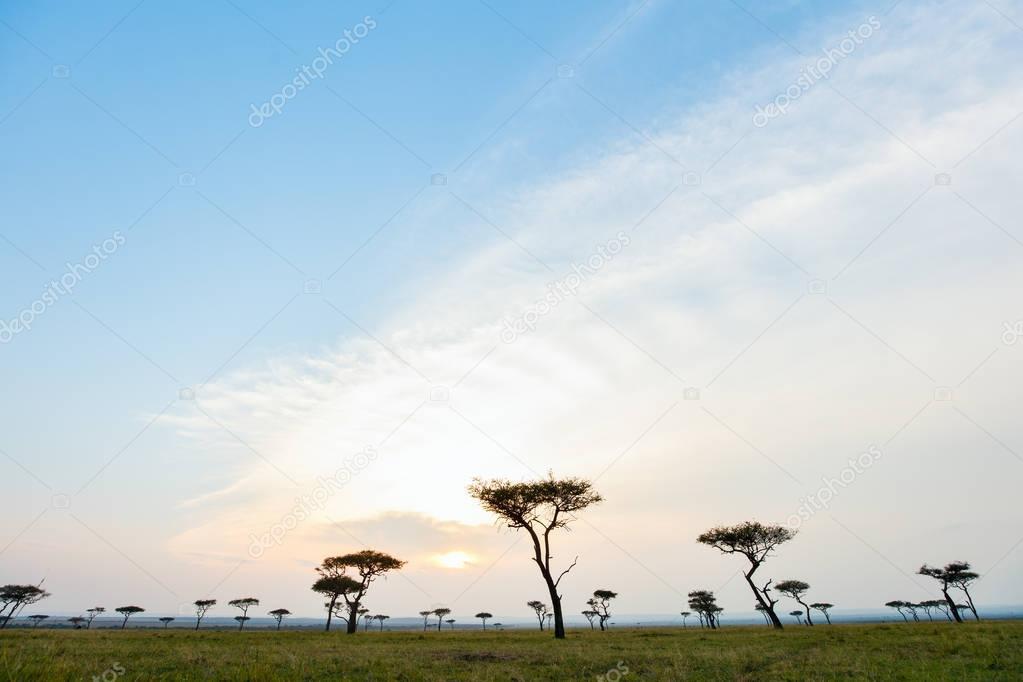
[419,610,432,631]
[373,614,390,631]
[68,616,87,629]
[885,600,909,622]
[268,608,290,630]
[85,607,105,629]
[159,617,175,629]
[789,610,804,625]
[754,603,771,625]
[358,607,371,631]
[475,612,493,630]
[679,611,691,628]
[526,600,548,631]
[194,599,216,631]
[313,575,361,632]
[313,550,406,634]
[688,591,720,630]
[445,618,456,630]
[432,607,452,632]
[590,590,617,631]
[582,610,598,630]
[0,584,50,629]
[904,603,921,622]
[810,602,834,625]
[944,562,981,621]
[469,473,602,639]
[697,522,796,629]
[544,613,553,630]
[918,600,936,621]
[955,603,972,619]
[229,598,259,630]
[28,614,48,628]
[775,580,814,626]
[924,599,953,622]
[115,606,144,629]
[919,563,975,623]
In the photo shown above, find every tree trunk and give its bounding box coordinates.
[744,571,783,629]
[345,607,359,634]
[437,616,443,631]
[798,599,813,626]
[941,587,962,623]
[824,612,831,625]
[121,616,128,630]
[325,596,336,632]
[962,589,980,621]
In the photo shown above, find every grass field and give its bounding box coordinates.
[2,622,1021,680]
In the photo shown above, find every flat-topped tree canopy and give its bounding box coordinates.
[697,522,796,566]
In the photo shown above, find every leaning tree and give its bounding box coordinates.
[194,599,216,630]
[775,580,814,626]
[85,607,105,629]
[313,550,405,634]
[28,614,48,628]
[526,600,547,631]
[469,473,603,639]
[582,610,598,630]
[810,602,834,625]
[688,590,720,629]
[418,610,432,631]
[0,584,50,629]
[229,598,259,631]
[885,600,909,622]
[115,606,144,629]
[919,562,978,623]
[789,610,804,625]
[697,521,795,629]
[475,612,493,630]
[945,561,981,621]
[313,575,361,632]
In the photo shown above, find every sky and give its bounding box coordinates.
[2,0,1022,623]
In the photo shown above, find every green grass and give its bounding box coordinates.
[2,622,1021,680]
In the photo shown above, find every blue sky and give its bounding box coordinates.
[3,0,1023,620]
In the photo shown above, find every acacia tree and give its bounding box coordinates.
[905,603,921,622]
[313,550,406,634]
[945,562,981,621]
[923,599,953,622]
[28,614,48,628]
[475,612,492,630]
[268,608,290,630]
[679,611,691,628]
[229,598,259,631]
[885,600,909,622]
[419,610,432,631]
[194,599,216,630]
[526,600,547,630]
[358,608,371,631]
[810,602,834,625]
[789,610,804,625]
[69,616,87,628]
[919,563,972,623]
[582,610,598,630]
[313,575,361,632]
[469,473,603,639]
[115,606,144,629]
[373,614,390,631]
[0,584,50,629]
[688,590,720,629]
[159,617,175,628]
[754,603,771,625]
[918,601,936,621]
[697,522,795,629]
[775,580,813,626]
[591,590,617,631]
[433,607,451,632]
[85,607,105,629]
[446,618,456,630]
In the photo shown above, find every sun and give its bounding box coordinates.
[434,551,474,569]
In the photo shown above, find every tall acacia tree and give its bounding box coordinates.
[526,600,547,630]
[582,610,598,630]
[194,599,216,630]
[432,607,452,632]
[687,590,720,629]
[475,612,492,630]
[775,580,814,625]
[810,602,834,624]
[919,563,969,623]
[591,590,617,631]
[469,473,603,639]
[229,598,259,630]
[697,521,795,629]
[115,606,144,629]
[313,575,361,632]
[945,562,981,621]
[313,550,406,634]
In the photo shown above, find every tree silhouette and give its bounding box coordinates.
[545,613,553,630]
[754,603,771,625]
[919,562,977,623]
[775,580,813,626]
[469,473,602,639]
[445,618,456,630]
[418,610,432,631]
[885,600,909,622]
[432,607,451,632]
[159,617,175,629]
[582,610,598,630]
[68,616,87,629]
[526,600,547,631]
[115,606,144,629]
[313,575,361,632]
[0,584,50,630]
[697,521,795,629]
[789,610,803,625]
[268,608,290,630]
[945,561,981,621]
[229,598,259,630]
[918,600,936,621]
[313,550,406,634]
[193,599,216,631]
[373,614,390,631]
[475,612,492,630]
[923,599,953,622]
[679,611,691,628]
[687,590,720,629]
[358,607,371,631]
[85,607,105,629]
[590,590,617,631]
[810,602,834,625]
[28,614,48,628]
